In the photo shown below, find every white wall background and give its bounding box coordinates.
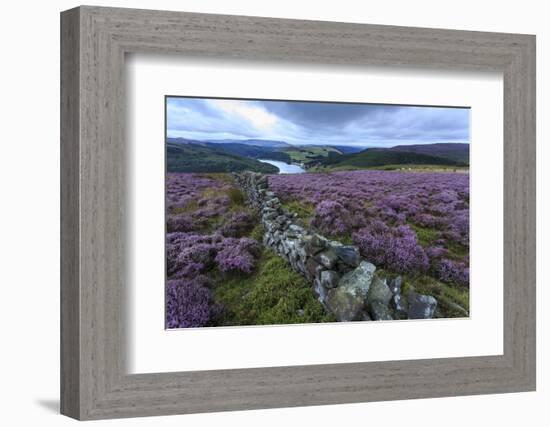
[0,0,547,425]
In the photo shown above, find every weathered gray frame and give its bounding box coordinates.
[60,5,536,420]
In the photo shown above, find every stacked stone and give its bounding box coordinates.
[233,172,437,322]
[232,172,267,211]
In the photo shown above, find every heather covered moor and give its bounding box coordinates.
[165,96,470,328]
[269,171,469,285]
[166,169,469,328]
[166,173,335,328]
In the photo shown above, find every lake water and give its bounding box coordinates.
[258,159,306,174]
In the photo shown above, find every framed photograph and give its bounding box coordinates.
[61,6,536,420]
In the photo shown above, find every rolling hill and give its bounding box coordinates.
[203,142,292,163]
[328,145,367,154]
[166,142,278,173]
[318,148,464,170]
[388,143,469,164]
[167,137,292,163]
[167,137,205,145]
[166,138,468,173]
[281,145,343,164]
[205,139,291,148]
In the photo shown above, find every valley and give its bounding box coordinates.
[167,138,469,174]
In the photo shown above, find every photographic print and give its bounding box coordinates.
[165,96,470,329]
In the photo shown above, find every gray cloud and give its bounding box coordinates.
[166,97,470,147]
[261,102,396,129]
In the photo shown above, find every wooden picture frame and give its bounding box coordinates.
[60,5,536,420]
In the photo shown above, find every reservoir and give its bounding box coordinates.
[258,159,306,174]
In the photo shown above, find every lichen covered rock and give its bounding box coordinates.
[325,261,376,321]
[367,276,392,306]
[408,292,437,319]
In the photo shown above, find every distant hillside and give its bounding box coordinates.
[166,138,467,172]
[166,142,278,173]
[167,137,206,145]
[206,139,291,148]
[281,145,342,164]
[167,137,292,163]
[328,145,366,154]
[389,143,469,164]
[203,142,292,163]
[319,148,462,170]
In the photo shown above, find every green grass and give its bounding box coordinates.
[170,200,198,215]
[445,239,469,259]
[197,172,235,183]
[211,209,334,326]
[213,250,335,326]
[400,223,469,317]
[409,223,440,247]
[409,222,468,261]
[396,273,469,318]
[227,187,245,207]
[249,223,265,242]
[333,234,353,245]
[200,185,246,211]
[369,164,469,172]
[281,200,315,222]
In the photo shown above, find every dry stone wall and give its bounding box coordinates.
[233,172,437,321]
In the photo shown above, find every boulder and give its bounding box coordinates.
[325,261,376,321]
[303,234,327,255]
[337,261,376,294]
[367,276,392,306]
[320,270,340,289]
[325,288,363,321]
[407,292,437,319]
[391,293,408,319]
[305,258,321,280]
[315,249,339,269]
[314,278,328,303]
[369,301,394,321]
[388,276,403,295]
[333,245,361,267]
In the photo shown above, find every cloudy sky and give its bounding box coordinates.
[166,97,470,147]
